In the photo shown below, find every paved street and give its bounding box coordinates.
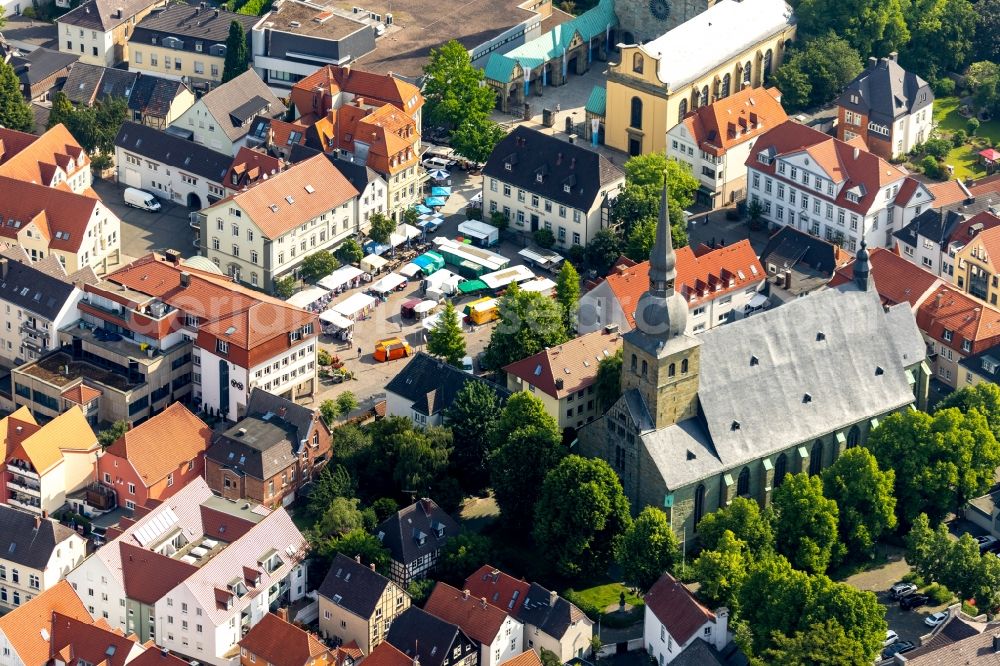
[92,177,198,262]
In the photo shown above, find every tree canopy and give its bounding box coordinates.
[772,34,864,112]
[973,0,1000,62]
[594,348,623,413]
[423,40,496,130]
[696,496,774,556]
[616,506,680,590]
[0,59,33,133]
[483,282,568,370]
[300,250,339,283]
[427,302,466,367]
[533,455,632,578]
[444,380,503,495]
[792,0,909,57]
[436,532,493,586]
[771,472,843,574]
[693,529,749,609]
[898,0,976,81]
[368,212,396,244]
[822,447,896,560]
[555,261,581,334]
[336,238,364,266]
[222,21,250,84]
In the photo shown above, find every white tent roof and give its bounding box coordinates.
[320,310,353,329]
[414,300,437,314]
[481,264,535,290]
[389,223,422,247]
[519,277,557,294]
[370,272,407,293]
[319,265,364,290]
[424,268,462,290]
[422,312,443,331]
[332,292,376,318]
[361,254,389,272]
[285,285,330,309]
[457,220,498,240]
[399,262,422,278]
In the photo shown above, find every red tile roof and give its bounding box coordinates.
[61,384,102,405]
[224,146,285,193]
[49,612,140,666]
[926,179,971,208]
[119,541,198,605]
[290,64,423,121]
[126,647,189,666]
[500,652,543,666]
[362,641,413,666]
[239,613,331,666]
[463,565,531,615]
[504,327,622,399]
[601,240,765,329]
[105,402,210,487]
[199,504,260,542]
[0,581,90,666]
[916,284,1000,353]
[644,573,716,645]
[424,582,511,645]
[0,176,100,252]
[680,87,787,157]
[0,124,88,191]
[748,120,909,216]
[830,247,942,307]
[947,211,1000,249]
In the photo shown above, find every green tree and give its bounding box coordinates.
[764,619,878,666]
[305,464,355,523]
[319,399,337,425]
[555,260,580,334]
[444,380,503,494]
[315,496,366,537]
[594,348,623,412]
[534,228,555,248]
[973,0,1000,62]
[539,650,561,666]
[451,117,506,163]
[822,447,896,561]
[772,35,864,112]
[436,532,493,585]
[693,530,749,608]
[489,210,509,231]
[771,473,843,574]
[300,250,339,283]
[793,0,909,57]
[392,426,453,499]
[335,391,359,418]
[483,282,568,369]
[336,238,364,265]
[921,155,943,179]
[905,514,987,604]
[371,497,399,522]
[534,455,632,578]
[0,59,34,133]
[407,578,436,604]
[868,407,1000,525]
[47,91,74,130]
[616,506,680,590]
[97,420,129,449]
[904,513,954,584]
[967,61,1000,115]
[221,20,249,84]
[584,228,623,275]
[936,382,1000,439]
[623,154,699,210]
[316,528,391,573]
[93,96,127,154]
[427,301,466,366]
[696,496,774,556]
[490,392,565,527]
[625,205,688,261]
[368,212,396,244]
[422,40,496,130]
[273,275,296,298]
[899,0,976,80]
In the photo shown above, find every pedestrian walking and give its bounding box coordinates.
[357,346,362,358]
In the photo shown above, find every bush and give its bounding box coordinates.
[273,275,296,298]
[318,349,333,366]
[953,129,968,147]
[568,244,585,264]
[925,583,953,605]
[902,572,925,587]
[90,153,113,171]
[968,118,981,136]
[465,206,483,221]
[562,589,602,622]
[921,155,942,179]
[21,6,37,17]
[933,78,956,97]
[924,137,952,161]
[534,228,555,248]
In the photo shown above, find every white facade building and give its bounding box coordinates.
[644,574,730,664]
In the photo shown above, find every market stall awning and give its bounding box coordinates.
[361,254,389,273]
[285,285,330,309]
[399,262,422,278]
[318,265,364,290]
[320,310,353,329]
[425,196,446,207]
[414,300,437,314]
[457,279,488,294]
[389,223,422,248]
[422,312,443,331]
[416,204,433,214]
[430,186,452,197]
[331,292,377,318]
[370,272,407,293]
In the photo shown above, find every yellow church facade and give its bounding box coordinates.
[605,0,797,156]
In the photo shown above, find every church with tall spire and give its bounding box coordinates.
[576,172,928,546]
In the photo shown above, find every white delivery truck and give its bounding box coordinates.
[124,187,162,212]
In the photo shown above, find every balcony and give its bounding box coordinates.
[8,492,41,513]
[7,474,41,497]
[20,322,45,338]
[6,462,38,479]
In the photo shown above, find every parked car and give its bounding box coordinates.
[889,582,917,600]
[925,611,949,627]
[976,535,999,552]
[882,641,916,659]
[461,356,474,374]
[124,187,162,212]
[883,630,899,647]
[900,593,930,610]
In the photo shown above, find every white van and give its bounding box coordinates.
[124,187,162,212]
[422,155,456,171]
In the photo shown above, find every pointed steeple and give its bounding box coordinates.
[633,173,687,339]
[854,239,872,291]
[647,179,677,297]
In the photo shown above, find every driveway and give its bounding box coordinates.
[92,177,197,262]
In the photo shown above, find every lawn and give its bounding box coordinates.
[570,581,643,611]
[931,97,1000,180]
[945,143,983,181]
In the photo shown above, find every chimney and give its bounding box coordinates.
[33,515,41,530]
[936,292,944,308]
[213,7,219,16]
[370,562,376,571]
[889,51,898,62]
[868,56,877,69]
[480,597,487,609]
[180,271,191,287]
[0,258,7,279]
[993,634,1000,653]
[853,147,860,160]
[463,589,470,600]
[355,554,361,563]
[40,509,46,519]
[549,590,558,606]
[783,269,792,292]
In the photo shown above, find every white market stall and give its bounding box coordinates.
[286,285,330,310]
[414,300,437,317]
[457,220,499,247]
[518,277,558,297]
[421,311,443,331]
[399,262,423,278]
[361,254,389,274]
[481,264,535,291]
[518,247,565,273]
[320,310,355,340]
[319,265,364,291]
[369,272,408,296]
[423,269,463,299]
[331,292,377,320]
[389,223,422,248]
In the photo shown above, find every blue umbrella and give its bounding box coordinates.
[428,168,450,180]
[425,196,446,207]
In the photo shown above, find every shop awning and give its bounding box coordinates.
[458,279,488,294]
[399,262,423,278]
[430,186,452,197]
[414,300,437,314]
[425,196,446,207]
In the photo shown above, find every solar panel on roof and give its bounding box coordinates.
[132,506,179,546]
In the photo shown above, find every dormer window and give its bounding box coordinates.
[505,162,512,171]
[846,192,859,203]
[536,173,544,183]
[757,150,772,165]
[563,184,571,193]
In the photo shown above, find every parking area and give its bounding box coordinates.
[92,178,198,262]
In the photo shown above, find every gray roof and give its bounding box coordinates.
[195,69,285,143]
[959,343,1000,385]
[0,258,77,320]
[334,161,383,194]
[376,498,458,567]
[517,582,591,640]
[59,0,162,31]
[61,62,139,105]
[758,226,840,276]
[903,618,1000,664]
[316,553,392,618]
[11,48,78,86]
[386,606,473,666]
[839,56,933,125]
[671,639,747,666]
[483,126,623,212]
[385,352,509,418]
[0,504,79,569]
[206,415,299,480]
[638,288,923,489]
[114,120,231,183]
[127,74,189,116]
[246,387,325,445]
[133,4,257,50]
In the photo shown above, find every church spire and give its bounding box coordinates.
[854,239,872,291]
[647,179,677,296]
